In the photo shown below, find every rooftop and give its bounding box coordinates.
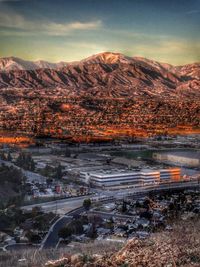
[88,167,181,179]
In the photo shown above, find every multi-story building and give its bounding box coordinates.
[160,168,181,183]
[89,170,141,188]
[141,170,160,185]
[80,167,181,189]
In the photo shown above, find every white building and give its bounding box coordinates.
[80,167,181,189]
[141,170,160,185]
[160,168,181,182]
[89,170,141,188]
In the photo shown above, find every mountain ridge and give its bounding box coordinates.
[0,52,199,141]
[0,52,199,94]
[0,52,199,71]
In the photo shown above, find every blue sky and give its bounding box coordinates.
[0,0,199,64]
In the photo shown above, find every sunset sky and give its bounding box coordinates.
[0,0,199,65]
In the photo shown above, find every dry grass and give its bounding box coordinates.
[0,240,122,267]
[0,218,200,267]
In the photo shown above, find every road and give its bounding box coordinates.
[21,195,91,214]
[41,215,72,249]
[41,207,84,249]
[40,180,199,249]
[22,181,199,214]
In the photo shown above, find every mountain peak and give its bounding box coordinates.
[81,51,132,64]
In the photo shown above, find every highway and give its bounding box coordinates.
[22,180,199,214]
[21,195,91,214]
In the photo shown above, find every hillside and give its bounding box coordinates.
[0,52,199,141]
[44,220,200,267]
[0,219,199,267]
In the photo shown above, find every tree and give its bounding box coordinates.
[55,164,63,179]
[30,158,35,171]
[121,200,127,213]
[31,206,41,218]
[107,217,114,229]
[41,164,52,177]
[83,198,91,210]
[26,231,41,243]
[16,153,23,167]
[16,152,35,171]
[0,152,7,161]
[58,226,72,239]
[65,148,71,157]
[7,152,12,161]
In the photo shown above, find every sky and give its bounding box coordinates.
[0,0,199,65]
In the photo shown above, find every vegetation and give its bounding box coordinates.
[64,148,71,157]
[39,164,54,178]
[58,227,72,240]
[83,198,92,210]
[58,218,84,240]
[54,164,63,179]
[0,205,55,242]
[46,219,200,267]
[16,152,35,171]
[0,164,25,208]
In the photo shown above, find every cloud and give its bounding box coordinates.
[185,10,200,14]
[122,38,200,65]
[43,20,102,35]
[0,0,21,2]
[0,9,102,36]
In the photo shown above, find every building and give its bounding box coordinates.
[80,167,181,189]
[141,170,160,185]
[153,151,200,167]
[160,168,181,182]
[89,170,142,188]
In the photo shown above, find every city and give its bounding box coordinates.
[0,134,199,258]
[0,0,200,266]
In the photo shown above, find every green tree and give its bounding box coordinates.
[40,164,53,177]
[55,164,63,179]
[30,158,35,171]
[83,198,91,210]
[0,152,7,161]
[121,200,127,213]
[58,226,72,240]
[26,230,41,243]
[16,152,35,171]
[7,152,12,161]
[65,148,71,157]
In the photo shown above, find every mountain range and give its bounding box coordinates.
[0,52,199,141]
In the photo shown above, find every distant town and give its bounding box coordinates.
[0,133,199,255]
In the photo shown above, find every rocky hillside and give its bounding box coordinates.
[0,219,199,267]
[44,220,200,267]
[0,52,199,141]
[0,52,199,95]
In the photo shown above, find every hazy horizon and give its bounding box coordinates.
[0,51,200,66]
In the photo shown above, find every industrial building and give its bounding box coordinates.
[153,151,200,167]
[81,170,141,188]
[80,167,181,189]
[141,170,160,185]
[160,168,181,182]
